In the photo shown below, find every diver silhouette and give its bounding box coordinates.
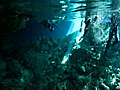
[41,20,56,32]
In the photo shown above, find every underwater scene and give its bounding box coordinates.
[0,0,120,90]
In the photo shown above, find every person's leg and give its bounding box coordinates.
[104,31,113,55]
[112,25,119,45]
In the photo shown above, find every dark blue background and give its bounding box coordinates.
[3,20,72,48]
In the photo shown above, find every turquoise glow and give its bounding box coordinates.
[61,18,85,64]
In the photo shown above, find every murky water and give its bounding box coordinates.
[0,0,120,90]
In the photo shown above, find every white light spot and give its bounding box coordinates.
[62,5,68,9]
[60,1,66,4]
[61,55,69,64]
[51,61,55,63]
[111,78,116,84]
[62,9,66,11]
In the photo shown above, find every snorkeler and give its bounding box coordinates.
[104,15,119,54]
[41,20,56,32]
[48,20,56,32]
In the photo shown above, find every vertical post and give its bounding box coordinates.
[104,0,120,55]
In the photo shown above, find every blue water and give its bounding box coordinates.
[1,19,72,49]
